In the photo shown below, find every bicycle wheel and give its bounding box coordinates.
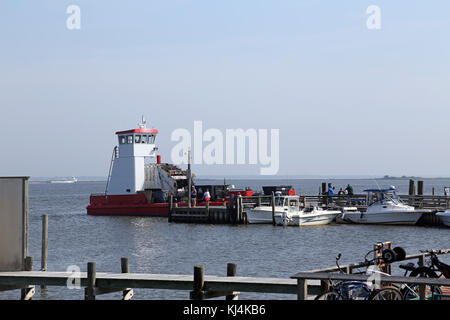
[314,291,343,300]
[402,267,441,300]
[369,286,403,300]
[402,284,442,300]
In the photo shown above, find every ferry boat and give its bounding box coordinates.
[340,187,430,225]
[87,117,192,217]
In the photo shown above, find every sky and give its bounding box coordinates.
[1,1,450,178]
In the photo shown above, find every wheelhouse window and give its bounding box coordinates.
[141,135,147,143]
[119,136,126,144]
[148,134,155,144]
[127,135,133,144]
[135,135,141,143]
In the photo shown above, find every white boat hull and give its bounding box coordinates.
[436,211,450,227]
[274,211,340,226]
[246,207,275,224]
[342,211,425,225]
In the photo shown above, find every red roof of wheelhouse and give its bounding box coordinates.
[115,128,159,135]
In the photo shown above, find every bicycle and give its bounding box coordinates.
[399,250,450,300]
[315,252,403,300]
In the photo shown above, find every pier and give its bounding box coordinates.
[2,248,449,300]
[169,192,449,226]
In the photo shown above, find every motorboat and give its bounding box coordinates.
[246,195,297,224]
[436,210,450,227]
[341,187,430,225]
[274,201,341,227]
[335,207,360,224]
[49,176,78,184]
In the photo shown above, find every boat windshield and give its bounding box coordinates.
[368,191,403,206]
[275,196,299,207]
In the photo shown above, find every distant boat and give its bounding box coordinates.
[49,176,78,184]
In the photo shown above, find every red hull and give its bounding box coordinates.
[87,194,169,217]
[86,194,227,217]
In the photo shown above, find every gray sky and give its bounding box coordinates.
[1,1,450,178]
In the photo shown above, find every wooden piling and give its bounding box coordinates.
[21,256,35,300]
[271,192,276,226]
[41,215,48,271]
[191,266,205,300]
[409,179,415,195]
[226,263,238,300]
[168,194,173,222]
[41,214,48,290]
[257,196,262,207]
[418,181,424,196]
[297,279,308,300]
[121,258,133,300]
[85,262,96,300]
[237,195,243,224]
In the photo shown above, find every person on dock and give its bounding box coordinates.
[191,186,197,207]
[345,184,354,205]
[203,189,211,202]
[327,183,335,205]
[345,184,354,196]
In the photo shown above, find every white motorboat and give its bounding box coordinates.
[274,203,341,227]
[246,195,297,224]
[341,187,430,225]
[436,210,450,227]
[49,176,78,184]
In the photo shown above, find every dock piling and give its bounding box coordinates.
[20,256,35,300]
[121,258,133,300]
[85,262,96,300]
[226,263,238,300]
[41,214,48,290]
[271,192,276,226]
[191,266,205,300]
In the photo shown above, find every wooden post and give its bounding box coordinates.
[345,265,352,274]
[41,214,48,290]
[226,263,238,300]
[85,262,96,300]
[21,256,35,300]
[237,195,243,224]
[321,182,327,206]
[409,179,415,205]
[121,258,133,300]
[320,280,330,295]
[168,194,173,222]
[418,180,424,196]
[297,279,308,300]
[271,192,276,226]
[409,179,415,195]
[191,266,204,300]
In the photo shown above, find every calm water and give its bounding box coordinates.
[1,178,449,300]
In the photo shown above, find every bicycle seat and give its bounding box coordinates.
[399,262,415,271]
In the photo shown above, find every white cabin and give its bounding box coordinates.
[107,125,158,195]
